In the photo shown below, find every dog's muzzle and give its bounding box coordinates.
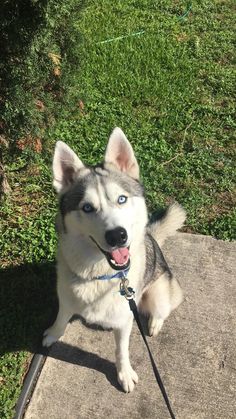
[90,234,130,271]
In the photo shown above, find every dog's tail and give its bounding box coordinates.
[149,202,186,247]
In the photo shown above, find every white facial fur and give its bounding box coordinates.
[63,178,148,252]
[53,127,147,264]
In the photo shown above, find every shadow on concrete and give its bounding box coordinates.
[42,341,121,391]
[1,259,148,389]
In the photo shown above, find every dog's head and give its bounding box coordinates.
[53,128,148,271]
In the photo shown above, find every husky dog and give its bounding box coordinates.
[43,127,185,393]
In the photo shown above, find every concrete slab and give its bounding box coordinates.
[24,233,236,419]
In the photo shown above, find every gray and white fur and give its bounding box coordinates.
[43,127,186,393]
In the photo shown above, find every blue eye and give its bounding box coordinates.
[82,203,94,213]
[118,195,127,205]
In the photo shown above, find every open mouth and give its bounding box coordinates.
[90,237,130,271]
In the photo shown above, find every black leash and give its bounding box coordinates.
[129,298,176,419]
[120,277,176,419]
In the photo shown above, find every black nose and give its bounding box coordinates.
[105,227,128,247]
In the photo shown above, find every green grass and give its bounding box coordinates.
[0,0,235,417]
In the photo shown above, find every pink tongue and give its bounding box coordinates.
[111,247,130,265]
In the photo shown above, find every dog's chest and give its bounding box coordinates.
[70,278,130,328]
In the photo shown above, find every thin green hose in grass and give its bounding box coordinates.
[98,3,192,45]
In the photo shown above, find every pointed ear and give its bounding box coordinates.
[52,141,84,192]
[104,127,139,179]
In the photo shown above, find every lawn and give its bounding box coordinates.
[0,0,235,417]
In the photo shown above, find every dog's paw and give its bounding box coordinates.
[148,316,164,337]
[117,365,138,393]
[42,328,61,347]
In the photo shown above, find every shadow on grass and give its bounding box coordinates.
[0,0,48,78]
[0,0,48,104]
[0,261,58,356]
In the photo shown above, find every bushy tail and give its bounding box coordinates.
[149,202,186,247]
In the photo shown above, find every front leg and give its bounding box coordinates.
[42,301,73,347]
[113,316,138,393]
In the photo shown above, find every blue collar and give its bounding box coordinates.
[95,267,130,281]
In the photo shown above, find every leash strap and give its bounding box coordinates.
[129,298,176,419]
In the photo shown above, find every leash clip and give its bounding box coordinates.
[120,276,135,300]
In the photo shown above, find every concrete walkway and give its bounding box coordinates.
[24,234,236,419]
